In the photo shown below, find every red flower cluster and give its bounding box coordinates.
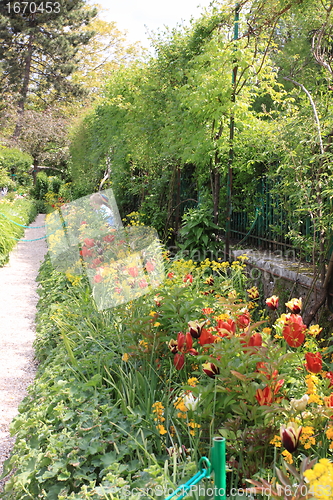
[282,314,306,348]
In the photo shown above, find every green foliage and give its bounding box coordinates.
[0,147,33,187]
[0,197,37,266]
[32,172,49,200]
[178,206,221,260]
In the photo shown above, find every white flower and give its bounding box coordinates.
[183,392,200,411]
[290,394,309,412]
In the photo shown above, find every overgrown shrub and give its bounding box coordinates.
[0,147,33,187]
[0,198,38,266]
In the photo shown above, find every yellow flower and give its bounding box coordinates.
[304,459,333,500]
[270,435,282,448]
[308,324,322,337]
[247,286,259,299]
[188,420,201,435]
[299,426,316,450]
[174,397,188,413]
[262,327,272,335]
[282,450,293,464]
[122,353,129,362]
[187,377,198,387]
[154,322,161,327]
[156,424,167,435]
[327,427,333,441]
[308,393,323,405]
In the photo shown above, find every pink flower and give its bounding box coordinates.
[128,266,139,277]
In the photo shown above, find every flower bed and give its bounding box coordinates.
[2,252,333,499]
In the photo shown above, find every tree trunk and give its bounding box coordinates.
[12,33,34,139]
[32,158,38,185]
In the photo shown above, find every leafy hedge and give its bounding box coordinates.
[0,197,38,266]
[0,148,33,187]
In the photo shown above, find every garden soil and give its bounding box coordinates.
[0,214,47,492]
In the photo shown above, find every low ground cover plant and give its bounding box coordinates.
[0,196,37,266]
[2,251,333,499]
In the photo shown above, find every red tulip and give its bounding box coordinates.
[305,352,323,374]
[188,320,206,339]
[177,332,193,352]
[280,422,302,453]
[84,238,95,248]
[139,279,148,289]
[266,295,279,310]
[128,266,139,277]
[103,234,115,242]
[91,258,102,268]
[282,314,306,348]
[168,339,178,354]
[145,261,155,273]
[80,246,93,258]
[217,318,236,337]
[174,353,185,370]
[236,312,250,329]
[199,328,217,346]
[202,361,219,378]
[241,332,262,348]
[285,297,302,314]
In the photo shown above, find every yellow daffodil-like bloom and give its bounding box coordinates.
[122,353,129,362]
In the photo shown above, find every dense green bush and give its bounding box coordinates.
[177,205,221,260]
[0,197,38,266]
[0,148,33,187]
[32,171,49,200]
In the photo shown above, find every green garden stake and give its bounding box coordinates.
[211,437,226,500]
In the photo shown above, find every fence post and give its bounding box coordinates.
[211,437,226,500]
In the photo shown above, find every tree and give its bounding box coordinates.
[7,108,70,183]
[0,0,97,136]
[72,14,145,98]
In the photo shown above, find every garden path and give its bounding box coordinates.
[0,214,47,492]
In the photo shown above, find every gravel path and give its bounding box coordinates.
[0,214,47,492]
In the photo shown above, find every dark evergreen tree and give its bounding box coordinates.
[0,0,97,136]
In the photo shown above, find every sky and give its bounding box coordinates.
[90,0,214,49]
